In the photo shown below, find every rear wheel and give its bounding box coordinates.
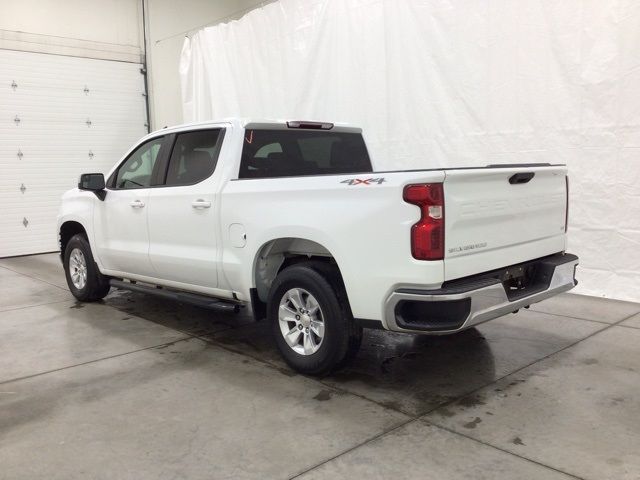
[267,262,362,375]
[63,234,110,301]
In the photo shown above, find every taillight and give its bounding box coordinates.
[403,183,445,260]
[565,176,569,232]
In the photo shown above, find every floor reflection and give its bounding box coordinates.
[103,288,497,415]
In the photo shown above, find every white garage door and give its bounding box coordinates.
[0,49,148,257]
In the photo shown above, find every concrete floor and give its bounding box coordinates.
[1,254,639,480]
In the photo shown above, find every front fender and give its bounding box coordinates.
[57,189,100,264]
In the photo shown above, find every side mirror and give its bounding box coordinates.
[78,173,106,200]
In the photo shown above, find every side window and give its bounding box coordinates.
[165,129,224,186]
[113,137,163,189]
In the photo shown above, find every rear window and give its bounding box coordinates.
[239,129,372,179]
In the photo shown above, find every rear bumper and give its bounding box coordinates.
[384,253,578,334]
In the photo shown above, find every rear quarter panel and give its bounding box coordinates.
[220,171,445,322]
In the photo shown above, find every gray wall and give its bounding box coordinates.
[145,0,269,129]
[0,0,143,62]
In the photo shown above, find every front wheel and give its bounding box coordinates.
[267,263,361,375]
[63,234,110,301]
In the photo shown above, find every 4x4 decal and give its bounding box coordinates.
[341,177,386,186]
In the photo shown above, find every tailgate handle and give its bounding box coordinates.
[509,172,535,184]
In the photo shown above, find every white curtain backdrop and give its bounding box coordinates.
[180,0,640,302]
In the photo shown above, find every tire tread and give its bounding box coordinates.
[64,234,110,301]
[267,261,361,375]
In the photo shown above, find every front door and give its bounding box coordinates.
[93,135,166,277]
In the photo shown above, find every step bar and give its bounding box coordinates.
[109,279,241,313]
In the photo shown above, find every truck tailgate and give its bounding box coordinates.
[443,165,568,281]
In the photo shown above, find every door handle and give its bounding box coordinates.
[191,199,211,209]
[509,172,535,184]
[130,199,145,208]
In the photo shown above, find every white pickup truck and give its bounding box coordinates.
[58,119,578,374]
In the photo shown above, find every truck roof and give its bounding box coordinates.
[150,118,362,136]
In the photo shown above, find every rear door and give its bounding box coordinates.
[146,128,225,288]
[443,165,568,281]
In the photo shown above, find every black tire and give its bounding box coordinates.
[63,233,110,301]
[267,262,362,375]
[308,261,362,369]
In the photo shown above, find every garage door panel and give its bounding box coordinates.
[0,49,147,257]
[0,50,144,89]
[0,150,128,169]
[4,88,145,101]
[2,114,147,128]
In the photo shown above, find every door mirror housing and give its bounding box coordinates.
[78,173,106,200]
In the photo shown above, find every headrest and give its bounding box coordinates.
[180,150,212,182]
[184,150,211,166]
[267,152,286,162]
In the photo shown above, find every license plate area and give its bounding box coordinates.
[501,263,548,301]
